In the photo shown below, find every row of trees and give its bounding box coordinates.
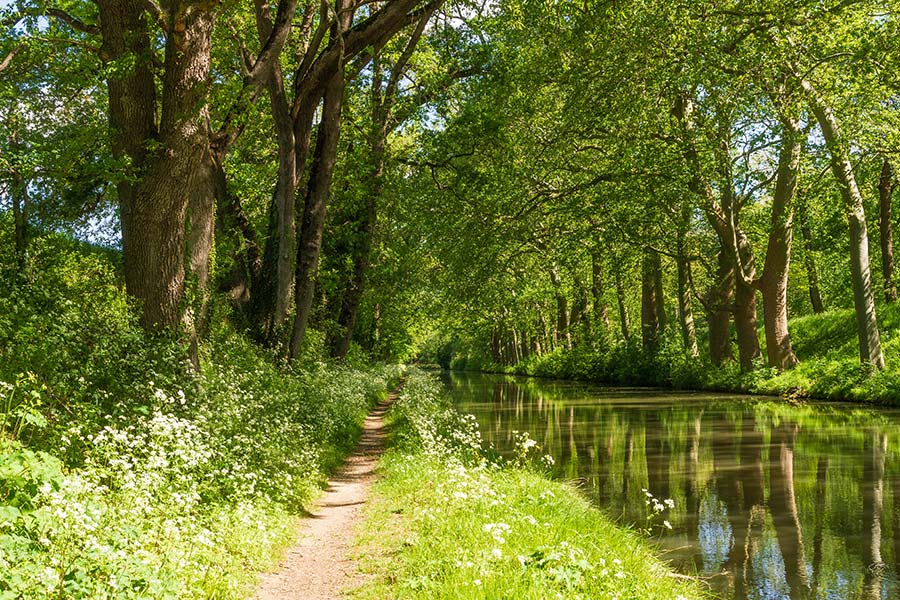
[1,0,481,363]
[403,0,900,374]
[3,0,900,374]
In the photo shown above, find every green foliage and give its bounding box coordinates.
[0,231,399,598]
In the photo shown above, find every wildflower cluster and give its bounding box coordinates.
[0,330,396,599]
[642,487,675,534]
[391,374,484,464]
[512,430,555,471]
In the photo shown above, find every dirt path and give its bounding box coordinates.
[255,388,400,600]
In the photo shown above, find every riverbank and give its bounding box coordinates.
[350,371,703,599]
[451,304,900,404]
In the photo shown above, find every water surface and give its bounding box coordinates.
[441,370,900,600]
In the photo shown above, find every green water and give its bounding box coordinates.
[440,370,900,600]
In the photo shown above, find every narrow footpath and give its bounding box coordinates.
[255,386,401,600]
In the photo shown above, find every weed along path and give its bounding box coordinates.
[255,385,401,600]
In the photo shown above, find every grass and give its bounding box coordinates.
[350,371,704,600]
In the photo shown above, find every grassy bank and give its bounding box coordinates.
[352,372,703,599]
[0,233,400,599]
[451,304,900,404]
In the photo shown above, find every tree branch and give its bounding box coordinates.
[0,43,24,72]
[46,8,100,34]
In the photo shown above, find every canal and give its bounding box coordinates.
[440,370,900,600]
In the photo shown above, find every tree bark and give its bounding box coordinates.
[707,248,734,366]
[802,78,884,369]
[654,252,666,334]
[549,266,571,350]
[673,94,735,365]
[675,218,698,357]
[268,65,298,329]
[734,230,761,371]
[641,247,662,353]
[289,58,347,360]
[127,12,216,330]
[332,48,388,359]
[253,0,300,335]
[11,171,28,274]
[185,144,220,368]
[759,118,802,370]
[798,201,825,313]
[96,0,158,324]
[591,250,612,335]
[570,275,590,344]
[252,92,319,341]
[879,157,897,303]
[614,261,631,341]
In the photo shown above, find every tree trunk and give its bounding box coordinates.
[130,16,215,330]
[97,0,157,323]
[331,145,381,359]
[268,65,298,329]
[734,230,761,371]
[549,266,571,350]
[490,329,501,363]
[216,166,262,308]
[331,55,389,360]
[289,63,347,360]
[538,311,550,355]
[803,79,884,369]
[11,171,28,274]
[570,277,589,345]
[879,157,897,303]
[675,224,699,357]
[331,191,377,358]
[614,261,631,341]
[186,145,220,368]
[798,202,825,313]
[97,0,219,332]
[641,247,662,353]
[707,248,734,366]
[252,92,319,341]
[591,250,612,335]
[654,252,666,334]
[249,0,300,335]
[759,118,802,370]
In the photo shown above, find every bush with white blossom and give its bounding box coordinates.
[0,330,398,599]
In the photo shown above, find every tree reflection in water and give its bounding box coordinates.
[443,371,900,600]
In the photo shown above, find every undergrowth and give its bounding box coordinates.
[0,232,400,599]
